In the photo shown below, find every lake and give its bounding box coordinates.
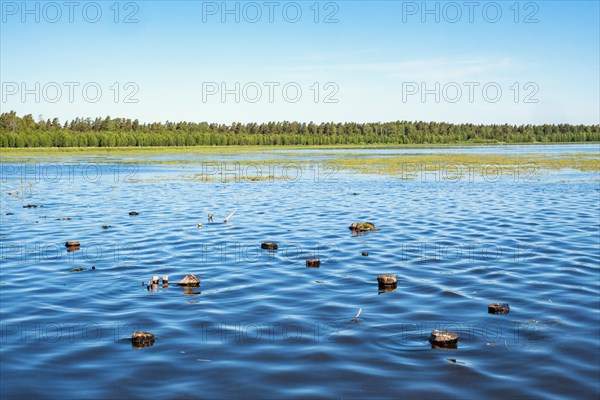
[1,144,599,399]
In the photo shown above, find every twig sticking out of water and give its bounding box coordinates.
[352,308,362,322]
[224,209,237,223]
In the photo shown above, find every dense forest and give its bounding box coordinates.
[1,112,598,147]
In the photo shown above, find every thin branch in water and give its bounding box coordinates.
[352,307,362,322]
[224,209,237,223]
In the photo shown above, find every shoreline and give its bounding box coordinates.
[1,142,598,157]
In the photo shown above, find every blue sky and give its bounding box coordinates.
[1,0,599,124]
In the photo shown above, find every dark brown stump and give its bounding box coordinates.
[178,274,201,287]
[377,274,397,289]
[129,211,139,216]
[429,330,458,349]
[261,242,278,250]
[306,259,320,268]
[132,331,155,349]
[488,303,510,314]
[362,251,369,256]
[65,241,80,248]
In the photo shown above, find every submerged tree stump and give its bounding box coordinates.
[306,259,320,268]
[488,303,510,314]
[261,242,278,250]
[132,331,155,349]
[177,274,201,287]
[377,274,397,289]
[349,222,378,232]
[429,330,459,349]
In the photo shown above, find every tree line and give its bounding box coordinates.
[1,111,598,147]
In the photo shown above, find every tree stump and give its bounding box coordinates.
[178,274,201,287]
[429,330,458,349]
[306,259,320,268]
[488,303,510,314]
[377,274,397,289]
[132,331,155,349]
[65,241,80,248]
[261,242,278,250]
[349,222,378,232]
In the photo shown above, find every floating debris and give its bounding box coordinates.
[488,303,510,315]
[306,259,320,268]
[430,330,458,349]
[65,241,80,248]
[224,209,237,223]
[447,358,466,364]
[208,213,214,223]
[70,267,86,272]
[178,274,201,287]
[101,225,111,229]
[349,222,378,232]
[197,223,203,228]
[362,251,369,256]
[132,331,155,349]
[91,266,96,270]
[55,217,72,221]
[5,212,14,216]
[377,274,397,289]
[23,204,37,208]
[129,211,139,216]
[352,308,363,323]
[261,242,278,250]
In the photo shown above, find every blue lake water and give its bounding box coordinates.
[1,144,599,399]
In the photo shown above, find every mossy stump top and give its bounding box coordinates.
[349,222,378,232]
